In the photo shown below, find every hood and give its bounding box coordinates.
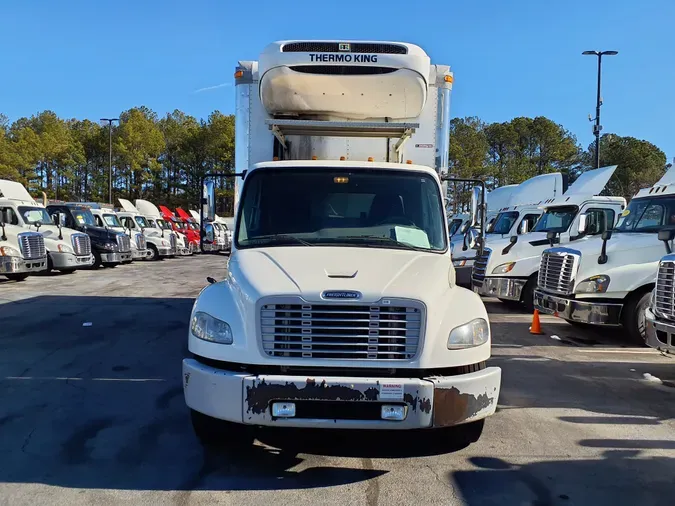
[654,165,675,187]
[230,246,453,304]
[159,205,175,219]
[0,179,36,203]
[189,210,201,223]
[505,173,563,207]
[80,225,119,241]
[563,165,617,197]
[117,198,140,213]
[487,185,518,212]
[135,199,161,218]
[176,207,192,220]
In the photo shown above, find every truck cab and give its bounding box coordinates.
[160,205,199,253]
[85,204,150,261]
[176,207,205,253]
[535,168,675,343]
[116,198,176,260]
[0,181,49,281]
[46,203,127,268]
[183,40,501,446]
[0,180,92,277]
[136,199,191,256]
[473,165,625,310]
[451,173,564,287]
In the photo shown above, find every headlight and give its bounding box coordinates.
[453,259,467,267]
[101,242,117,251]
[447,318,490,349]
[492,262,516,274]
[191,311,233,344]
[0,245,21,257]
[576,275,610,293]
[58,243,73,253]
[162,240,170,246]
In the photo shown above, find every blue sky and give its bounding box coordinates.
[1,0,673,160]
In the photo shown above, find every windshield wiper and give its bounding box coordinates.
[242,234,314,247]
[335,235,427,251]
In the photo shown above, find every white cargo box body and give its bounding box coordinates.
[234,40,454,206]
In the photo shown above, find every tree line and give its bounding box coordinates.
[0,109,669,216]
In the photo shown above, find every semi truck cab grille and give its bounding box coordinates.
[135,233,146,250]
[18,232,46,260]
[471,248,492,287]
[282,42,407,54]
[655,256,675,320]
[260,297,423,360]
[169,233,177,251]
[116,234,131,253]
[71,233,91,256]
[538,248,580,295]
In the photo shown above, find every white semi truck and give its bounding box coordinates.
[646,247,675,353]
[473,165,626,310]
[116,198,177,260]
[85,203,150,261]
[535,167,675,343]
[183,40,501,446]
[135,199,191,256]
[451,173,564,287]
[0,180,51,280]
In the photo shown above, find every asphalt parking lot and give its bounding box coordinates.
[1,255,674,506]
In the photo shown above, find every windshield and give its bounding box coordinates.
[71,209,96,226]
[135,216,149,228]
[532,205,578,233]
[448,218,463,236]
[615,195,675,233]
[103,214,122,227]
[156,219,171,230]
[236,168,447,252]
[18,206,53,226]
[488,211,519,235]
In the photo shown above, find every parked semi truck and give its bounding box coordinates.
[646,245,675,353]
[136,199,191,256]
[451,174,564,287]
[46,202,128,268]
[0,180,50,280]
[85,203,150,261]
[183,40,501,446]
[160,205,199,253]
[117,198,177,260]
[535,167,675,343]
[473,165,625,310]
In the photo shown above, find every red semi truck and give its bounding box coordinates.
[159,205,200,252]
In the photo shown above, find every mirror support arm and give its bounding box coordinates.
[200,171,247,254]
[442,176,486,257]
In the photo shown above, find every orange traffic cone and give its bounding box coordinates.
[530,309,543,335]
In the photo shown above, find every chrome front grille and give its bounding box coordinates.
[183,235,189,248]
[655,256,675,320]
[260,297,423,360]
[538,248,580,295]
[18,232,46,260]
[116,234,131,252]
[71,233,91,256]
[471,248,492,287]
[170,233,177,251]
[135,233,146,250]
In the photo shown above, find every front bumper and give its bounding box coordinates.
[177,246,192,256]
[645,307,675,353]
[120,251,132,262]
[50,252,94,269]
[183,359,501,429]
[132,248,150,260]
[0,255,47,274]
[157,246,174,257]
[534,289,623,325]
[100,251,123,264]
[474,277,527,301]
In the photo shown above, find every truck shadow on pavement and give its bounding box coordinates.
[1,295,673,494]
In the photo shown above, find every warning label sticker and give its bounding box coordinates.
[379,382,404,400]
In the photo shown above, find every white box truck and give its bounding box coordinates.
[535,167,675,343]
[473,165,626,310]
[183,40,501,446]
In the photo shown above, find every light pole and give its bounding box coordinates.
[100,118,119,204]
[582,50,618,168]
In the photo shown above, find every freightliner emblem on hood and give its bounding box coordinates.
[321,290,362,300]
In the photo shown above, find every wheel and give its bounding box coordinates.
[103,263,117,268]
[520,275,537,313]
[147,244,159,261]
[5,273,29,281]
[622,290,651,345]
[452,419,485,445]
[45,253,54,274]
[93,251,102,268]
[497,298,522,309]
[190,409,254,448]
[58,269,76,275]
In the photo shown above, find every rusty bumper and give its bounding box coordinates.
[182,359,501,429]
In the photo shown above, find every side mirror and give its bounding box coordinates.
[460,221,470,235]
[463,227,478,250]
[204,180,216,222]
[546,231,558,246]
[658,228,675,255]
[501,235,518,255]
[469,186,481,227]
[598,230,613,264]
[518,220,529,235]
[577,213,588,234]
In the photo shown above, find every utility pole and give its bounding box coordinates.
[100,118,119,204]
[582,50,618,168]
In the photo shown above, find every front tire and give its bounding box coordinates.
[622,289,651,345]
[147,244,160,261]
[520,275,537,313]
[190,409,254,449]
[5,273,29,282]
